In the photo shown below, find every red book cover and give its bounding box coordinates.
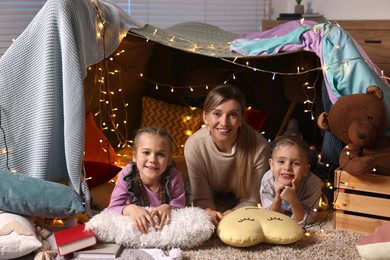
[54,224,97,256]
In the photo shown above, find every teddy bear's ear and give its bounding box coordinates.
[317,112,331,131]
[366,85,383,100]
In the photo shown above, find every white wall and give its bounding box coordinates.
[271,0,390,20]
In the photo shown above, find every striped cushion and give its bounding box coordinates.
[140,96,203,156]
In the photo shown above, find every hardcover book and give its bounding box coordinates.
[73,243,123,259]
[53,224,97,256]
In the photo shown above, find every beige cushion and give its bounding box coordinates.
[0,212,42,259]
[217,206,303,247]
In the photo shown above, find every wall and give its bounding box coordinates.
[270,0,390,20]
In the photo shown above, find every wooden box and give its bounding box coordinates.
[333,169,390,234]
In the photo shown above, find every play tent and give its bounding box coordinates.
[0,0,388,206]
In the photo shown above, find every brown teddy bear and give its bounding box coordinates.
[317,85,390,176]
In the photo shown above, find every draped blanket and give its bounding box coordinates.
[230,20,390,135]
[0,0,142,203]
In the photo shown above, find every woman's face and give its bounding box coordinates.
[203,99,243,152]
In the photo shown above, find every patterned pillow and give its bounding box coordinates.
[140,96,203,156]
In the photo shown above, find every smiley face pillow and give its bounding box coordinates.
[217,206,303,247]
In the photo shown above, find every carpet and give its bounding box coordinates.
[68,211,363,259]
[180,212,364,260]
[19,210,363,260]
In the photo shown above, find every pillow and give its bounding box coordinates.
[84,112,119,165]
[356,222,390,260]
[85,207,214,249]
[217,206,303,247]
[140,96,203,156]
[246,108,268,132]
[0,211,42,259]
[84,161,122,189]
[0,170,85,218]
[89,181,116,210]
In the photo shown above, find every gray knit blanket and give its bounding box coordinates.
[0,0,142,203]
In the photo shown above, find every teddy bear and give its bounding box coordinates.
[317,85,390,176]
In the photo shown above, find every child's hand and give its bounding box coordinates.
[274,180,285,199]
[205,208,224,226]
[123,204,155,234]
[149,204,171,230]
[280,179,298,204]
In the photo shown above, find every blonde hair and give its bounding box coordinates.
[203,84,258,199]
[272,135,311,163]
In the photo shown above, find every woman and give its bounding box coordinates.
[184,84,269,225]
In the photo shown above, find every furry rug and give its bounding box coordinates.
[17,209,364,260]
[181,213,364,260]
[41,210,363,260]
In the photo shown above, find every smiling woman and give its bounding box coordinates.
[184,84,270,226]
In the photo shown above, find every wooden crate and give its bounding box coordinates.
[333,169,390,234]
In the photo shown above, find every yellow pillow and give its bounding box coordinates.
[140,96,203,156]
[217,206,303,247]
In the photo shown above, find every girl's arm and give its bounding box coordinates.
[107,164,132,214]
[168,167,186,208]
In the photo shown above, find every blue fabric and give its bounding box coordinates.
[231,21,390,136]
[321,81,344,165]
[0,169,84,218]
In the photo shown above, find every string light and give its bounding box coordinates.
[86,8,390,174]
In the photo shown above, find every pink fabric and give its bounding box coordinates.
[107,164,186,214]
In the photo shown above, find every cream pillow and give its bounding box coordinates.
[85,207,214,249]
[0,212,42,259]
[217,206,303,247]
[357,221,390,260]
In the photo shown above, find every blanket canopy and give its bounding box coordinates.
[0,0,388,205]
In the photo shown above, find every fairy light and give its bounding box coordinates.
[88,10,390,165]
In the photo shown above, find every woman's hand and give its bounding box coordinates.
[149,204,171,230]
[123,204,155,234]
[205,208,224,226]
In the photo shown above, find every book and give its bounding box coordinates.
[279,13,302,18]
[302,13,324,19]
[53,224,97,256]
[277,12,324,21]
[73,243,123,259]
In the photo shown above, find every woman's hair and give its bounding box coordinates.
[272,135,311,163]
[133,126,174,160]
[203,84,258,199]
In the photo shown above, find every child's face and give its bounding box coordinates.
[132,133,171,185]
[269,144,310,188]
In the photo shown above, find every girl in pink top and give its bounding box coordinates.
[108,127,186,233]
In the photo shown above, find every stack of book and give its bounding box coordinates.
[54,224,122,258]
[277,13,325,20]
